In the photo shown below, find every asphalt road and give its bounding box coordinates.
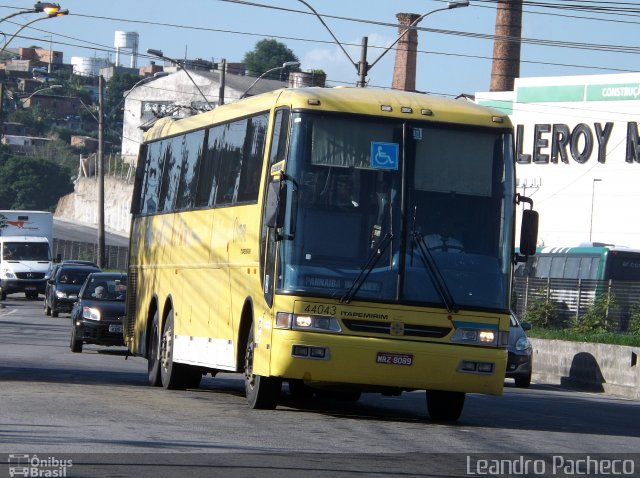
[1,297,639,477]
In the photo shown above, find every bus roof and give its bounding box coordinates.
[143,86,512,142]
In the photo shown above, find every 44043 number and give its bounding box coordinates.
[302,304,337,315]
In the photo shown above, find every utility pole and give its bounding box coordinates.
[0,83,4,140]
[218,58,226,106]
[356,37,368,88]
[47,34,53,74]
[97,75,105,268]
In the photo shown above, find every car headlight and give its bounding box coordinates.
[515,336,532,351]
[451,326,503,346]
[275,312,341,332]
[82,306,101,321]
[55,290,68,298]
[0,269,16,279]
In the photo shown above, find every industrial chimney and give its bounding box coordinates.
[391,13,420,91]
[489,0,523,92]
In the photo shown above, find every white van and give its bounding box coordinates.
[0,211,53,300]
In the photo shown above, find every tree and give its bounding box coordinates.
[0,154,73,210]
[243,39,300,78]
[7,104,55,137]
[104,73,141,129]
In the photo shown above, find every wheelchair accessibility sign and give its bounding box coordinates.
[370,142,399,170]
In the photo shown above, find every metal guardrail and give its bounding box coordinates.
[52,238,128,271]
[513,277,640,332]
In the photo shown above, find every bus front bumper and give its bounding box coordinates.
[267,330,507,396]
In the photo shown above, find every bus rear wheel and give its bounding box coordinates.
[160,310,202,390]
[244,322,281,409]
[147,310,162,387]
[426,390,465,422]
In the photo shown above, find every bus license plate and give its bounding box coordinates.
[109,324,123,334]
[376,352,413,366]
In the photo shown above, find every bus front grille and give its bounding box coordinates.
[342,319,451,338]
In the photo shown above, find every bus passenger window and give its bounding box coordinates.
[535,257,551,277]
[564,257,580,279]
[550,257,565,278]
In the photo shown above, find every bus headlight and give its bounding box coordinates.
[275,312,341,332]
[451,327,498,346]
[82,306,101,321]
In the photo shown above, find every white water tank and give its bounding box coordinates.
[114,31,139,68]
[71,56,109,77]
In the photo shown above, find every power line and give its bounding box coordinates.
[1,2,638,95]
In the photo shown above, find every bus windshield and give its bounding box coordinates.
[277,112,515,311]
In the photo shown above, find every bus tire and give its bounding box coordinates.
[160,310,196,390]
[147,310,162,387]
[426,390,465,422]
[0,288,6,301]
[244,322,281,409]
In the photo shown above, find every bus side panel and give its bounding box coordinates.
[128,214,172,356]
[222,204,271,375]
[169,209,235,369]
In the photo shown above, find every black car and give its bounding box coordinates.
[44,265,101,317]
[46,260,100,291]
[70,272,127,353]
[506,313,533,388]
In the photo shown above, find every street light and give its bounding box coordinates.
[146,49,213,109]
[589,178,602,243]
[0,7,68,56]
[20,84,62,106]
[0,3,62,25]
[294,0,468,87]
[240,61,300,99]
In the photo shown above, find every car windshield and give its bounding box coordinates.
[82,276,127,301]
[3,242,51,261]
[276,112,515,311]
[59,271,94,285]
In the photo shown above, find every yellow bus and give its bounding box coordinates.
[124,87,538,421]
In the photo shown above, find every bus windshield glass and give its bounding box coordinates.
[277,112,515,311]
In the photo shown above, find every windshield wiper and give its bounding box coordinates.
[339,233,393,304]
[412,232,459,314]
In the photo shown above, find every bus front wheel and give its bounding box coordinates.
[244,322,281,409]
[426,390,465,422]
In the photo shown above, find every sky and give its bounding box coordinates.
[0,0,638,98]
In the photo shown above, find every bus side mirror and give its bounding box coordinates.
[265,180,286,230]
[519,209,539,257]
[55,254,62,263]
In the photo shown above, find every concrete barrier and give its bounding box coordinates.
[530,338,640,399]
